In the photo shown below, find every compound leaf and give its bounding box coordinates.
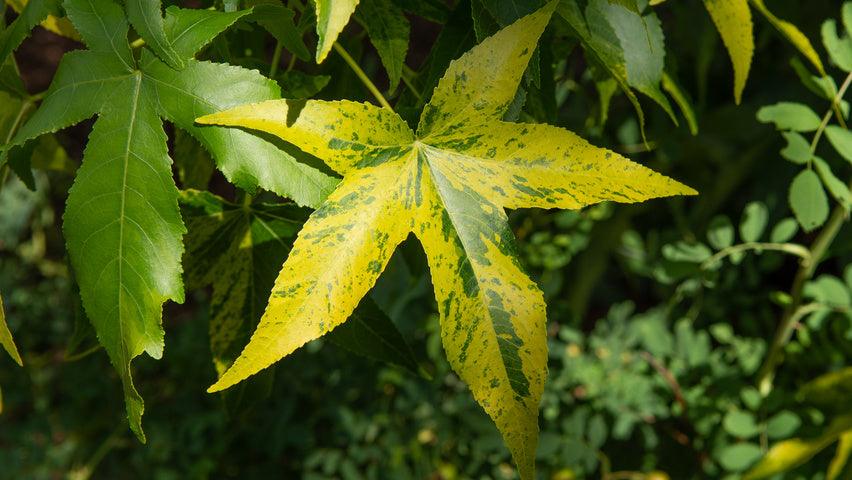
[750,0,825,75]
[198,4,694,477]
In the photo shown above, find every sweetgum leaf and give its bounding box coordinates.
[198,3,694,477]
[10,0,335,441]
[358,0,410,90]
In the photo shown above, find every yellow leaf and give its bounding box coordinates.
[828,431,852,480]
[744,415,852,480]
[749,0,825,75]
[314,0,360,63]
[197,3,694,478]
[703,0,754,103]
[5,0,80,40]
[0,293,23,367]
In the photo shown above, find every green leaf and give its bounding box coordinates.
[278,71,331,98]
[789,169,830,232]
[662,241,713,263]
[749,0,825,75]
[719,442,763,472]
[780,131,812,164]
[10,0,334,441]
[586,0,677,123]
[196,4,694,478]
[723,409,760,438]
[0,0,61,66]
[143,56,337,207]
[766,411,801,439]
[804,275,851,307]
[180,189,309,374]
[813,156,852,212]
[126,0,184,69]
[770,217,799,242]
[822,5,852,72]
[703,0,754,103]
[315,0,360,62]
[661,71,698,135]
[756,102,821,132]
[744,415,852,480]
[173,129,215,190]
[247,2,311,62]
[329,297,421,375]
[825,125,852,165]
[739,201,768,242]
[358,0,410,90]
[707,215,735,250]
[162,6,254,59]
[0,293,23,367]
[556,0,647,137]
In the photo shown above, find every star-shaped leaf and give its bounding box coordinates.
[8,0,336,442]
[198,2,694,477]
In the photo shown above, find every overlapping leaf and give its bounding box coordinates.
[198,3,694,477]
[181,189,420,376]
[9,0,335,441]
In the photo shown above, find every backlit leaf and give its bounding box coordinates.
[813,156,852,212]
[822,3,852,72]
[749,0,825,75]
[744,415,852,480]
[703,0,753,103]
[315,0,360,62]
[197,4,694,477]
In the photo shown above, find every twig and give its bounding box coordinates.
[333,42,392,110]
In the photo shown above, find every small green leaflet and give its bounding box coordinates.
[789,169,829,232]
[9,0,335,442]
[197,3,694,478]
[0,293,23,367]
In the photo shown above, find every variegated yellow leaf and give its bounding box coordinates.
[703,0,753,103]
[197,3,694,478]
[749,0,825,75]
[315,0,360,63]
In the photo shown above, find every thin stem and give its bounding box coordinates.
[760,192,852,391]
[269,40,284,78]
[756,74,852,393]
[700,242,811,270]
[401,68,422,101]
[808,71,852,162]
[333,42,392,110]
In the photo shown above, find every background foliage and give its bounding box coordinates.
[0,0,851,479]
